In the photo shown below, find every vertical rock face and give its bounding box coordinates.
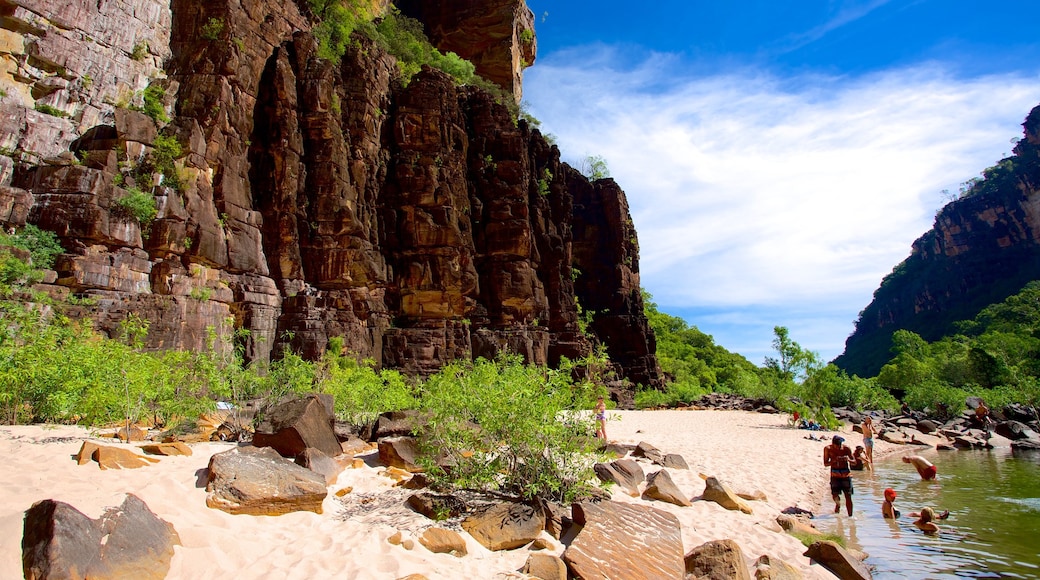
[836,103,1040,378]
[0,0,662,397]
[395,0,536,103]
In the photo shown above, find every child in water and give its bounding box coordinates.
[882,488,900,518]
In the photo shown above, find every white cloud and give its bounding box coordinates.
[523,49,1040,363]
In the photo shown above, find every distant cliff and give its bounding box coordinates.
[0,0,663,400]
[835,103,1040,378]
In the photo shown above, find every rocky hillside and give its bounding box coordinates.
[0,0,663,400]
[835,103,1040,378]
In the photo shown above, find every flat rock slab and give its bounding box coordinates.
[461,501,545,551]
[76,441,160,469]
[205,445,327,516]
[563,500,684,580]
[140,442,192,456]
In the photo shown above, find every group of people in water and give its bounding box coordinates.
[822,414,947,534]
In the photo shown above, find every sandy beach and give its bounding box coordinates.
[2,410,891,579]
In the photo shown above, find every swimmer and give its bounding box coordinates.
[882,488,900,519]
[902,455,937,480]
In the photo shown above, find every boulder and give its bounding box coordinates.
[776,514,821,537]
[701,476,753,514]
[418,527,467,556]
[116,425,148,442]
[804,540,871,580]
[916,419,939,434]
[754,554,804,580]
[593,458,644,496]
[661,453,689,469]
[641,469,691,507]
[75,441,160,470]
[461,501,544,551]
[601,442,636,458]
[684,539,751,580]
[378,436,424,472]
[205,445,327,515]
[406,492,467,520]
[634,441,665,464]
[562,500,684,580]
[295,447,344,485]
[252,395,341,458]
[339,436,371,456]
[995,420,1037,441]
[909,431,944,448]
[953,435,986,449]
[523,552,568,580]
[371,410,426,439]
[539,498,570,540]
[22,494,179,580]
[1011,439,1040,452]
[140,442,192,456]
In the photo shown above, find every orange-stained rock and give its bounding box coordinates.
[75,441,160,470]
[140,442,192,456]
[563,500,684,580]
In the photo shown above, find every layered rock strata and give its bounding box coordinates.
[0,0,662,397]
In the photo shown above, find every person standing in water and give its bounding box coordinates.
[861,416,875,470]
[903,455,937,480]
[824,435,854,516]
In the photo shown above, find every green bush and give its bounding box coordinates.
[34,103,68,118]
[318,342,413,426]
[142,84,169,124]
[414,355,600,502]
[201,18,225,41]
[113,187,158,226]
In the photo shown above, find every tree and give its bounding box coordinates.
[580,155,610,181]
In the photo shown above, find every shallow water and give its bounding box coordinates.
[814,446,1040,579]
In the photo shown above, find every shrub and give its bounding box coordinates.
[414,355,600,502]
[142,83,169,124]
[113,187,158,226]
[1,225,63,270]
[201,18,225,41]
[317,342,414,427]
[130,41,149,61]
[34,103,68,118]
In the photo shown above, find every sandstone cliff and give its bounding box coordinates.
[835,103,1040,378]
[0,0,662,399]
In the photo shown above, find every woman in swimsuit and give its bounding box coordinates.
[595,396,607,440]
[861,416,875,470]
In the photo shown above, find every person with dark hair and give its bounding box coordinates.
[824,435,854,515]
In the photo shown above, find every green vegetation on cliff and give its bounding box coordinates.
[836,125,1040,378]
[875,281,1040,411]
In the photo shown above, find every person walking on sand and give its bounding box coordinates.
[824,435,854,516]
[594,396,607,441]
[903,455,937,480]
[861,416,875,469]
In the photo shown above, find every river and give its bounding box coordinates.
[813,445,1040,578]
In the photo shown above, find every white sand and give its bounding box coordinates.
[1,410,883,579]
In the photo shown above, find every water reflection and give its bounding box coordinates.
[813,447,1040,579]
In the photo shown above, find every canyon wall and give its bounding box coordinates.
[0,0,662,400]
[835,104,1040,378]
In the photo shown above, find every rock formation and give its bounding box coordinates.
[0,0,663,399]
[836,103,1040,377]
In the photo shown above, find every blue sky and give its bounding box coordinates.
[521,0,1040,369]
